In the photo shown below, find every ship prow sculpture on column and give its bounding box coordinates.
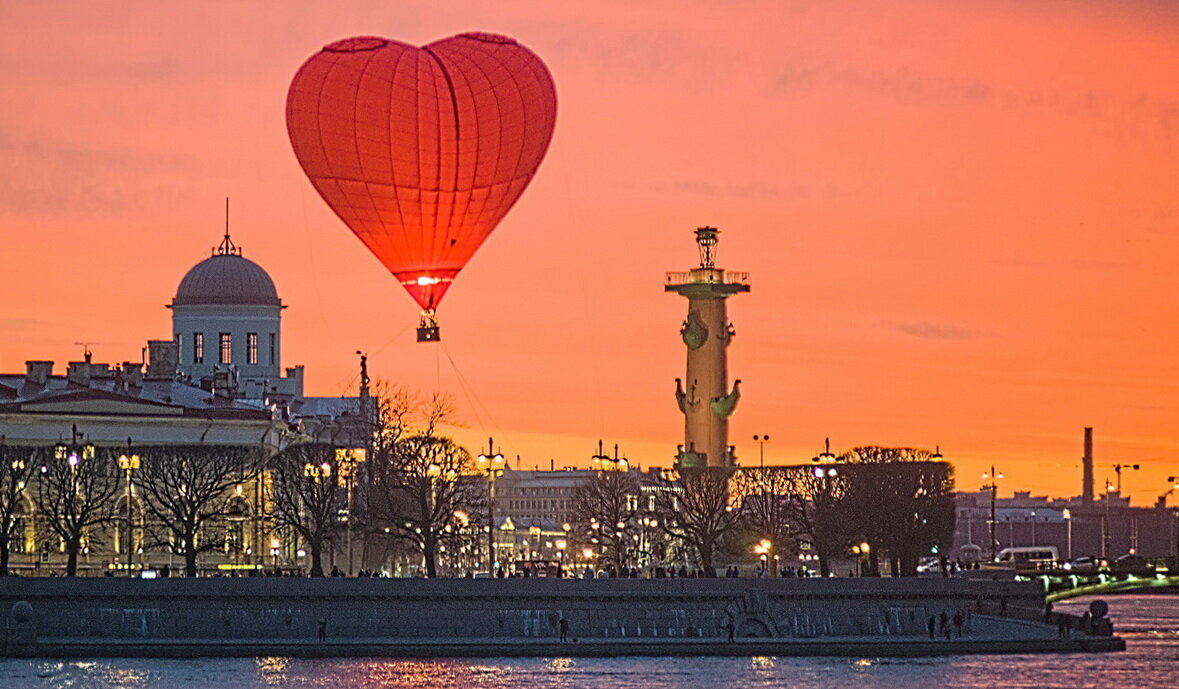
[666,227,750,469]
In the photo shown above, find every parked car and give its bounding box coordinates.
[1109,554,1154,577]
[1060,556,1106,575]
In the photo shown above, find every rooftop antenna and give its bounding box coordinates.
[216,197,241,256]
[73,342,97,363]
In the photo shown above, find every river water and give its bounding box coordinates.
[1,593,1175,688]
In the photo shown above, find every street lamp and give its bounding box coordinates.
[811,465,838,479]
[982,465,1003,561]
[850,541,870,576]
[591,440,628,472]
[1062,508,1072,560]
[117,438,140,578]
[269,537,281,571]
[335,447,366,576]
[752,435,769,468]
[475,438,505,574]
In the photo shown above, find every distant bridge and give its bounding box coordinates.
[1037,572,1179,602]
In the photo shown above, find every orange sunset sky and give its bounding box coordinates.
[1,1,1176,505]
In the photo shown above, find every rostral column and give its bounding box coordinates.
[665,227,749,468]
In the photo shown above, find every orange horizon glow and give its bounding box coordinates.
[1,1,1177,506]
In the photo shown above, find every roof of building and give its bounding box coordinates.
[0,373,272,421]
[171,252,281,307]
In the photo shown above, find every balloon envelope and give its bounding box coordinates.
[286,33,557,311]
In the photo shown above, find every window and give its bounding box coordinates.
[193,333,204,364]
[247,333,258,365]
[219,333,232,365]
[174,333,181,362]
[269,333,276,365]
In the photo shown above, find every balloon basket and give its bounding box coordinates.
[417,311,441,342]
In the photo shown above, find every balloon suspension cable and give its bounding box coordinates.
[441,342,511,449]
[417,309,441,343]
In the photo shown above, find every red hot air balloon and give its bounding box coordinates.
[286,33,557,341]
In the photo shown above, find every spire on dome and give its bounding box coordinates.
[214,197,242,256]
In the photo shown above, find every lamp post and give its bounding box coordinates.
[335,447,366,576]
[591,440,628,472]
[1166,477,1178,559]
[1062,508,1072,560]
[475,438,505,575]
[811,465,838,479]
[982,465,1003,561]
[752,435,769,468]
[117,438,140,578]
[850,541,870,577]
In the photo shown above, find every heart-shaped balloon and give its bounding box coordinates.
[286,33,557,313]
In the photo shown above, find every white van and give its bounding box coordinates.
[995,546,1059,572]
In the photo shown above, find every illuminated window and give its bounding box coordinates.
[219,333,232,365]
[193,333,204,364]
[247,333,258,365]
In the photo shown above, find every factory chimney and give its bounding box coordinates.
[1082,427,1094,505]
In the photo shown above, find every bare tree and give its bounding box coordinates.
[268,443,346,577]
[571,470,640,575]
[34,446,121,576]
[377,434,476,577]
[133,445,263,577]
[838,448,955,575]
[0,442,36,575]
[365,392,482,577]
[775,465,852,577]
[654,467,743,575]
[732,466,799,576]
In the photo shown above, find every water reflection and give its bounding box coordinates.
[547,657,574,673]
[256,656,287,686]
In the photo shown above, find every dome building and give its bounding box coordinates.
[169,234,303,401]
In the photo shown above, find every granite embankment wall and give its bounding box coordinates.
[0,577,1040,646]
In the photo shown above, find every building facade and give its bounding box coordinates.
[0,233,365,575]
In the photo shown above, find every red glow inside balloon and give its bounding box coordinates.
[286,33,557,311]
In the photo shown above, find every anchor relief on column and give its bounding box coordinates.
[709,379,742,419]
[680,309,709,350]
[675,377,700,414]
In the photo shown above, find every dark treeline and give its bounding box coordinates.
[732,447,956,576]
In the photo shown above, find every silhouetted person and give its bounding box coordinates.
[317,618,327,643]
[927,616,936,639]
[722,618,735,642]
[559,618,570,642]
[939,611,949,639]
